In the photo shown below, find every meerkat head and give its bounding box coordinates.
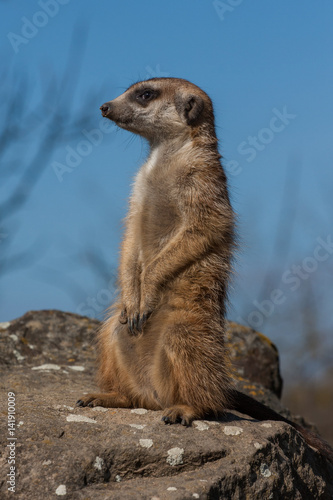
[100,78,216,143]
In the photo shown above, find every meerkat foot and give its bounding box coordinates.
[162,405,198,426]
[76,392,131,408]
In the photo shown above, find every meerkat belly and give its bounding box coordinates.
[140,187,180,259]
[115,322,162,408]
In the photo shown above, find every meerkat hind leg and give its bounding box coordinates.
[162,404,200,426]
[76,391,132,409]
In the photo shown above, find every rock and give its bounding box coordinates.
[0,310,332,499]
[225,322,283,398]
[0,309,99,369]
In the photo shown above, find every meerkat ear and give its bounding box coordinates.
[176,94,204,125]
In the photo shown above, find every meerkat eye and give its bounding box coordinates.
[137,89,155,101]
[142,90,153,100]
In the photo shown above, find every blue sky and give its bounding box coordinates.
[1,1,332,378]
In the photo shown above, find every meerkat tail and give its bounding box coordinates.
[229,389,333,464]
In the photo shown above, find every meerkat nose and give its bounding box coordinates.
[100,103,112,117]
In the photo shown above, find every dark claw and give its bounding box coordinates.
[76,400,84,407]
[133,312,140,331]
[128,313,142,335]
[119,309,128,324]
[181,418,188,426]
[138,311,152,331]
[162,416,172,425]
[87,402,94,407]
[138,315,144,332]
[139,313,148,330]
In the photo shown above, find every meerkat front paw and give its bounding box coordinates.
[121,300,154,335]
[125,310,152,335]
[119,303,143,335]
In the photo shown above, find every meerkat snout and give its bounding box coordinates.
[100,102,112,117]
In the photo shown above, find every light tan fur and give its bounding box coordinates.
[77,77,236,424]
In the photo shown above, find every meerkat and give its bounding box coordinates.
[77,78,333,463]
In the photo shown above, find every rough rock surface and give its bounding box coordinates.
[0,310,332,499]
